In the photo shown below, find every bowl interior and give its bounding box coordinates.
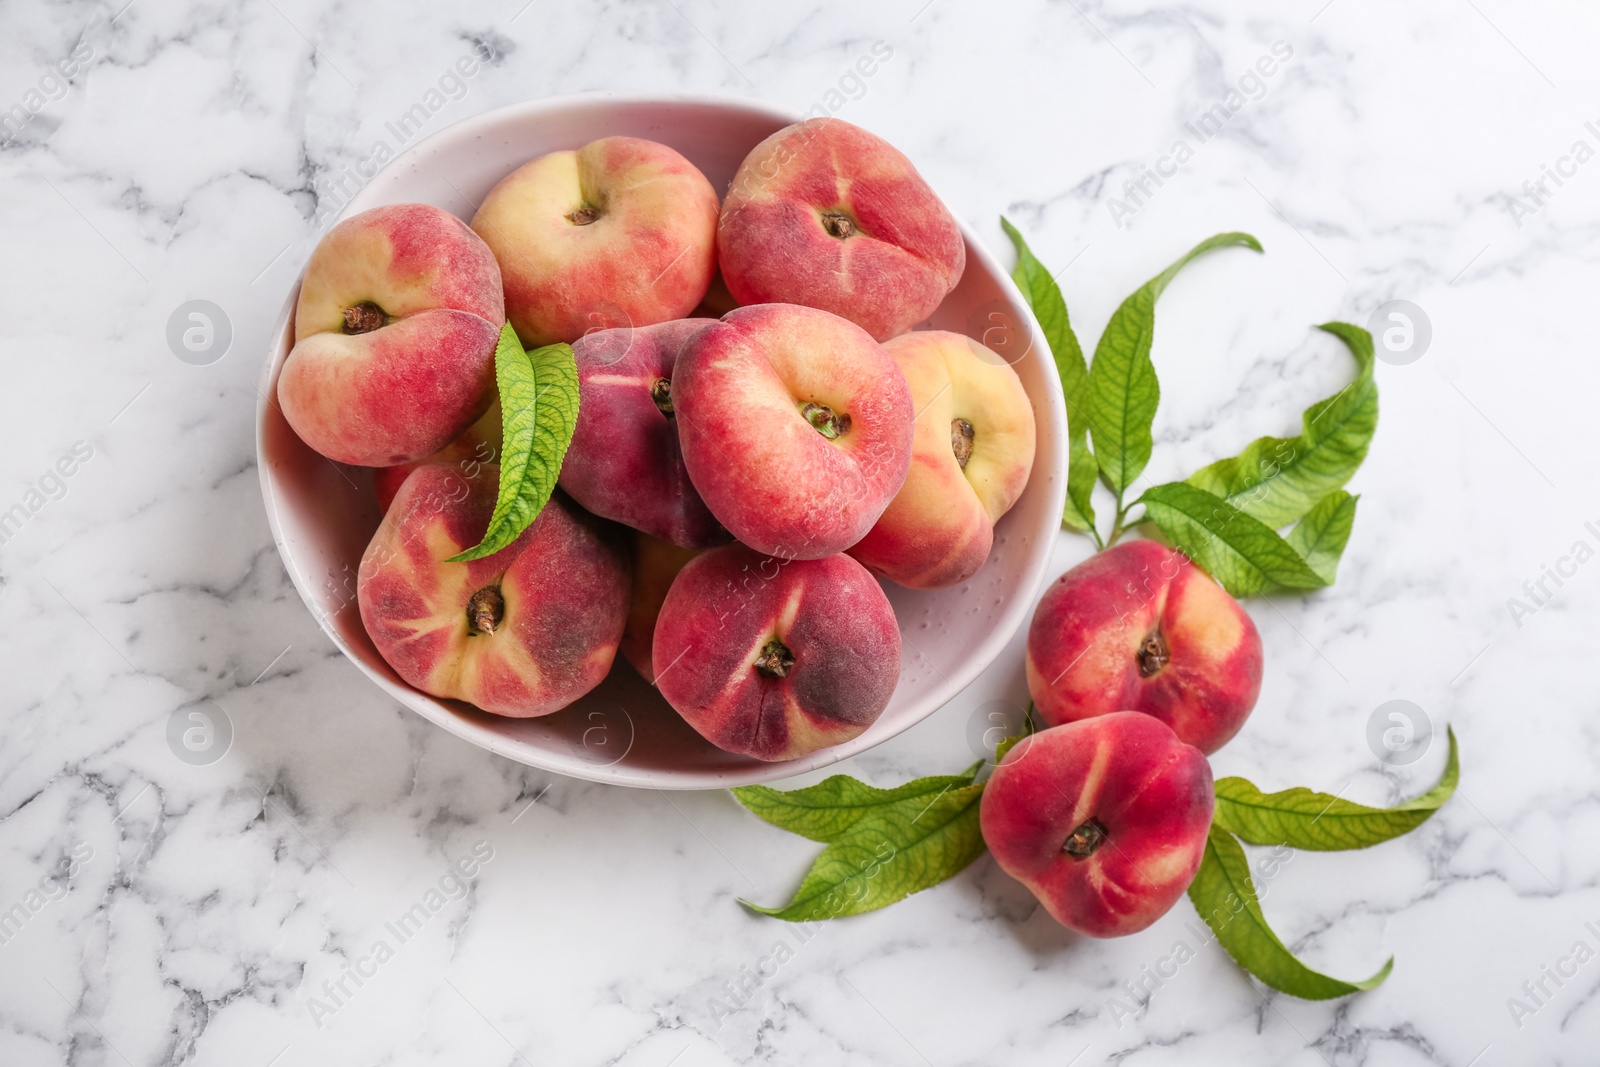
[257,95,1067,788]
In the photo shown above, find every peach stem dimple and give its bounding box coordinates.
[650,377,674,416]
[566,204,601,226]
[951,418,975,469]
[342,301,387,334]
[754,638,795,679]
[1136,632,1170,678]
[800,402,851,440]
[466,586,505,636]
[1062,818,1108,859]
[819,211,856,239]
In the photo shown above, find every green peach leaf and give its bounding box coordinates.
[1138,481,1328,597]
[445,326,579,563]
[1188,824,1394,999]
[1186,322,1378,529]
[1087,232,1263,496]
[740,782,986,921]
[1001,217,1097,532]
[991,702,1038,766]
[1284,490,1359,585]
[1214,728,1458,850]
[732,766,981,844]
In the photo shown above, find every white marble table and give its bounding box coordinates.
[1,0,1594,1063]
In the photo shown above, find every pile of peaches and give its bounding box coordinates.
[277,118,1038,762]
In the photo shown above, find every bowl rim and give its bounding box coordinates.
[256,91,1068,789]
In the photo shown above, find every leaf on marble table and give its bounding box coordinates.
[1213,728,1459,850]
[735,770,987,921]
[1087,232,1263,497]
[731,763,982,844]
[1187,823,1394,1000]
[1186,322,1378,530]
[1283,490,1359,586]
[1002,217,1097,534]
[1137,481,1329,597]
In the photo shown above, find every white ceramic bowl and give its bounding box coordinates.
[257,94,1067,789]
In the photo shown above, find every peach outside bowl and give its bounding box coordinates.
[256,94,1068,789]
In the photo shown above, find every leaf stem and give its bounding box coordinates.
[1106,495,1145,548]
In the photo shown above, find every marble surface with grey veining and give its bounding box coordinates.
[2,0,1597,1063]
